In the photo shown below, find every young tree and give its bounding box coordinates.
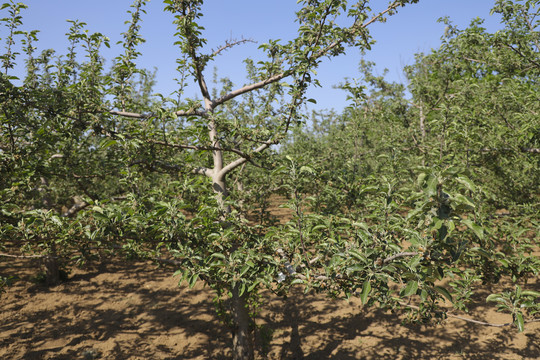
[1,0,420,358]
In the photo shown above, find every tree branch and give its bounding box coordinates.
[504,43,540,69]
[400,302,540,328]
[219,140,276,177]
[315,0,403,59]
[62,200,89,218]
[213,72,290,108]
[109,110,150,119]
[383,252,420,264]
[109,108,206,118]
[0,253,57,259]
[130,159,212,177]
[469,147,540,154]
[148,139,250,158]
[212,38,255,57]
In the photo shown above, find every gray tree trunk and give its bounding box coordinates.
[211,173,255,360]
[44,243,60,286]
[231,285,254,360]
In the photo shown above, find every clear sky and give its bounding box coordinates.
[4,0,503,111]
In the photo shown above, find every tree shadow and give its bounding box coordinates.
[259,284,540,360]
[1,257,538,359]
[0,258,231,359]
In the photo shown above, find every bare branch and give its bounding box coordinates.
[217,1,405,138]
[0,253,57,259]
[212,38,255,57]
[175,108,207,117]
[361,1,403,29]
[213,72,290,108]
[462,56,487,64]
[383,252,421,264]
[112,2,404,120]
[130,159,212,177]
[109,110,150,119]
[153,257,183,266]
[523,10,540,51]
[148,139,250,158]
[400,302,540,328]
[110,108,206,119]
[62,200,89,218]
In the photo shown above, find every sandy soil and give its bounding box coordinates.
[1,254,539,360]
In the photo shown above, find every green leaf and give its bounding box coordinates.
[498,258,509,267]
[352,222,370,232]
[426,176,438,197]
[299,165,315,175]
[416,172,427,187]
[239,282,246,297]
[188,273,199,288]
[515,312,524,332]
[240,265,250,277]
[420,289,428,301]
[92,206,104,214]
[99,139,117,149]
[456,176,476,192]
[521,290,540,298]
[402,280,418,297]
[453,194,476,209]
[291,278,304,285]
[210,252,226,260]
[50,215,62,227]
[349,249,367,263]
[153,206,168,217]
[486,294,504,303]
[247,280,260,293]
[463,219,484,239]
[360,280,371,305]
[434,286,453,303]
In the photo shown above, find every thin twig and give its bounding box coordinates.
[212,38,255,57]
[399,302,540,327]
[0,253,57,259]
[148,139,250,158]
[383,252,420,264]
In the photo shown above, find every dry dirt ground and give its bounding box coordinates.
[1,255,539,360]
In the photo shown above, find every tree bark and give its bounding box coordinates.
[211,174,254,360]
[231,284,254,360]
[44,243,60,286]
[38,177,61,286]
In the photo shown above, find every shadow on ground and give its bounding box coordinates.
[1,257,539,359]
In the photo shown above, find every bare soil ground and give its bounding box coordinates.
[1,255,539,360]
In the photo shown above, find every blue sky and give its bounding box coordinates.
[4,0,503,111]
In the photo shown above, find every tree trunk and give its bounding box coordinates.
[212,176,229,212]
[44,242,60,286]
[212,175,255,360]
[38,177,61,286]
[231,284,254,360]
